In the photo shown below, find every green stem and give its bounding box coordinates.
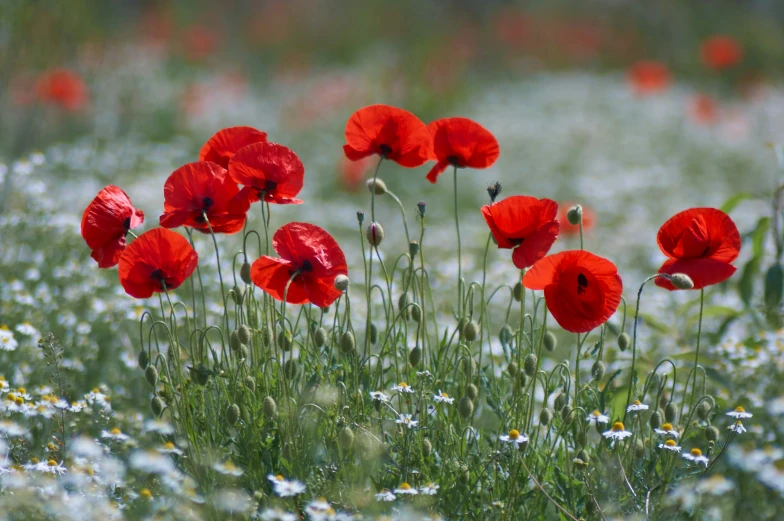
[453,166,462,317]
[687,289,705,415]
[623,274,660,423]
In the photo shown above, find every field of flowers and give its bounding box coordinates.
[2,1,784,520]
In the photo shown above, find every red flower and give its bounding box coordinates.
[426,117,499,183]
[558,202,596,236]
[524,251,622,333]
[229,142,304,205]
[701,36,742,70]
[343,105,432,168]
[118,228,199,299]
[690,94,717,126]
[655,208,740,290]
[250,222,347,308]
[481,196,560,269]
[339,156,374,192]
[628,61,671,95]
[199,126,268,169]
[35,68,89,111]
[159,161,248,234]
[81,186,145,268]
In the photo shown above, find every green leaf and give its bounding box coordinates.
[639,313,672,334]
[720,192,755,214]
[751,217,770,259]
[738,258,760,307]
[764,263,784,310]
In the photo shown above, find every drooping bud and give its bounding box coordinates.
[634,438,645,458]
[458,396,474,419]
[499,324,514,346]
[144,365,159,387]
[366,178,387,195]
[240,262,252,285]
[137,350,149,370]
[261,326,273,347]
[409,241,419,258]
[566,205,582,226]
[513,282,523,302]
[340,331,356,354]
[398,293,409,320]
[517,373,529,388]
[408,346,422,367]
[226,404,240,425]
[543,331,557,352]
[650,410,663,430]
[238,325,252,345]
[466,384,478,401]
[417,201,426,217]
[540,408,553,426]
[669,273,694,290]
[487,182,502,203]
[618,333,630,352]
[230,330,242,352]
[462,357,477,378]
[151,396,165,417]
[232,284,245,305]
[284,359,299,379]
[561,406,574,422]
[366,222,384,247]
[262,396,277,419]
[369,323,378,345]
[523,354,537,377]
[411,304,422,323]
[507,361,519,378]
[244,376,256,393]
[313,327,327,348]
[591,361,606,381]
[356,210,365,225]
[648,372,661,393]
[277,330,292,352]
[705,426,720,442]
[422,438,432,457]
[334,274,350,292]
[339,426,355,449]
[696,401,711,420]
[665,402,677,424]
[577,449,590,465]
[554,392,567,412]
[463,321,479,342]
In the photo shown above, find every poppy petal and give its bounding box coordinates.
[250,256,309,304]
[511,220,560,269]
[199,126,268,169]
[90,235,127,269]
[229,142,304,205]
[426,161,449,184]
[343,144,373,162]
[655,257,737,290]
[343,104,431,168]
[81,185,144,268]
[427,117,499,170]
[657,207,740,263]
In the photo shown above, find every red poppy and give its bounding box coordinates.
[524,251,622,333]
[199,126,268,169]
[118,228,199,299]
[35,68,89,111]
[690,94,717,126]
[159,161,248,234]
[627,61,671,95]
[181,24,220,61]
[558,202,596,236]
[700,36,742,70]
[229,142,304,205]
[81,186,145,268]
[426,117,499,183]
[655,208,740,291]
[250,222,347,308]
[339,155,374,192]
[342,104,432,168]
[481,196,560,269]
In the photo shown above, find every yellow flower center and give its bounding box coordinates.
[140,488,152,499]
[774,459,784,472]
[734,406,745,413]
[14,397,23,406]
[224,461,236,470]
[611,422,625,432]
[7,393,16,401]
[47,459,57,466]
[31,458,39,464]
[110,427,122,436]
[690,448,703,457]
[665,439,677,447]
[399,483,412,490]
[0,325,7,331]
[92,388,100,394]
[398,382,408,388]
[661,423,673,431]
[441,392,449,398]
[592,410,601,417]
[17,388,25,394]
[508,429,520,440]
[633,400,642,405]
[163,442,175,450]
[275,474,284,481]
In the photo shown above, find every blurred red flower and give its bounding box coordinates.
[700,36,743,70]
[118,228,199,299]
[199,126,268,169]
[181,24,220,61]
[690,94,717,125]
[655,208,740,290]
[481,196,560,269]
[229,142,304,206]
[81,186,145,268]
[34,68,89,111]
[343,105,432,168]
[250,222,347,308]
[628,61,671,95]
[426,117,499,183]
[524,250,622,333]
[159,161,248,234]
[558,202,595,236]
[339,156,374,192]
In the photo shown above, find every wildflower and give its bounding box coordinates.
[425,117,499,183]
[603,422,633,441]
[420,483,440,495]
[627,400,649,412]
[727,406,752,419]
[659,439,682,453]
[397,414,418,429]
[375,488,396,501]
[81,185,145,268]
[129,449,176,474]
[0,421,26,437]
[701,35,743,70]
[695,474,735,495]
[305,498,337,520]
[654,423,680,438]
[101,427,130,442]
[343,104,431,167]
[260,508,298,521]
[158,441,183,455]
[23,458,48,472]
[369,391,389,402]
[85,388,111,409]
[43,459,67,475]
[558,202,595,236]
[433,390,454,404]
[728,421,747,434]
[159,161,249,234]
[250,222,347,308]
[229,142,305,205]
[683,447,710,466]
[395,482,418,495]
[214,460,244,476]
[118,228,199,299]
[586,410,610,424]
[654,208,740,290]
[144,419,175,434]
[499,429,528,446]
[628,60,671,95]
[199,126,267,169]
[481,195,560,269]
[68,400,87,413]
[267,474,306,497]
[417,370,433,378]
[34,68,88,110]
[391,382,415,394]
[690,94,718,126]
[0,328,18,351]
[523,250,622,333]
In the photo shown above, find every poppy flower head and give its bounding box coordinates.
[159,161,248,235]
[343,104,432,168]
[35,68,89,111]
[655,208,740,290]
[628,61,671,96]
[81,185,145,268]
[199,126,268,169]
[524,251,622,333]
[481,195,559,269]
[250,222,348,308]
[118,228,199,299]
[558,202,595,236]
[426,117,499,183]
[690,94,717,126]
[229,141,304,205]
[701,36,743,70]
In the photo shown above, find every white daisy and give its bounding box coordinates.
[433,390,454,404]
[267,474,306,497]
[23,458,48,472]
[627,400,649,412]
[375,489,396,501]
[260,508,298,521]
[391,382,415,394]
[214,460,244,476]
[658,439,682,453]
[158,441,183,455]
[603,422,633,441]
[43,459,67,475]
[695,474,735,495]
[369,391,389,402]
[586,410,610,424]
[683,448,710,466]
[0,327,18,351]
[499,429,529,445]
[654,423,680,438]
[726,406,752,419]
[101,428,130,441]
[728,420,747,434]
[394,482,418,495]
[396,414,418,429]
[420,482,439,495]
[416,370,433,378]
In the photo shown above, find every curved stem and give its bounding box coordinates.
[623,274,660,423]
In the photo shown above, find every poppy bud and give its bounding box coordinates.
[411,304,422,323]
[314,327,327,348]
[417,201,426,217]
[507,362,519,378]
[459,464,470,483]
[334,274,350,292]
[650,410,662,430]
[463,321,479,342]
[458,396,474,419]
[499,324,514,346]
[585,496,597,513]
[524,354,537,377]
[369,323,378,345]
[191,365,210,386]
[487,182,502,203]
[398,293,409,320]
[517,373,529,388]
[230,330,241,352]
[577,449,590,465]
[261,326,273,347]
[277,330,292,351]
[554,392,567,412]
[366,178,387,195]
[138,350,149,370]
[145,365,158,387]
[513,282,523,302]
[366,222,384,246]
[151,396,165,417]
[408,346,421,367]
[340,331,356,354]
[339,426,355,449]
[591,361,606,381]
[240,344,250,360]
[567,205,582,226]
[422,438,432,457]
[696,401,711,420]
[232,284,245,305]
[618,332,630,352]
[561,406,574,422]
[409,241,419,258]
[634,438,645,458]
[356,210,364,225]
[463,357,477,378]
[262,396,277,419]
[576,430,588,448]
[284,359,299,379]
[466,383,478,401]
[543,331,557,352]
[669,273,694,290]
[244,375,256,393]
[226,404,240,425]
[705,426,720,442]
[240,261,252,285]
[665,402,677,424]
[238,325,252,345]
[540,408,553,426]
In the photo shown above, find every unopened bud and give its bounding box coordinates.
[408,346,421,367]
[554,392,567,412]
[262,396,277,419]
[356,210,364,225]
[669,273,694,290]
[340,331,356,354]
[576,430,588,448]
[634,438,645,458]
[334,274,350,292]
[367,178,387,194]
[232,284,244,305]
[458,396,474,419]
[462,357,477,378]
[284,359,299,379]
[540,408,553,426]
[138,350,149,370]
[244,376,256,393]
[240,262,252,285]
[567,205,582,226]
[618,332,630,352]
[339,427,355,449]
[696,401,711,420]
[226,404,240,425]
[524,354,537,377]
[411,304,422,323]
[238,325,252,345]
[144,365,158,387]
[417,201,426,217]
[561,406,574,422]
[665,402,677,424]
[313,327,327,348]
[499,324,514,346]
[422,439,432,457]
[705,426,720,442]
[277,330,292,352]
[463,321,479,342]
[369,323,378,344]
[591,361,606,381]
[507,362,518,378]
[366,222,384,246]
[466,384,478,401]
[543,331,557,352]
[230,330,241,352]
[487,182,502,203]
[513,282,523,302]
[151,396,165,417]
[409,241,419,258]
[650,411,662,430]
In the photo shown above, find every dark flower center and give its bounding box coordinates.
[150,269,169,289]
[379,144,392,157]
[258,180,278,197]
[510,237,525,246]
[202,197,214,211]
[447,155,461,166]
[301,260,313,272]
[577,273,588,295]
[123,217,131,231]
[487,182,502,203]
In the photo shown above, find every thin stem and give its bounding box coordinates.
[370,157,383,224]
[127,230,139,239]
[623,274,661,423]
[453,166,462,317]
[687,289,705,415]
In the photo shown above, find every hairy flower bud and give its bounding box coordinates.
[650,410,663,430]
[339,426,355,449]
[524,354,538,377]
[463,321,479,342]
[567,205,582,226]
[334,274,350,292]
[540,408,553,426]
[554,392,567,412]
[144,365,158,387]
[408,346,422,367]
[507,361,519,378]
[367,178,387,195]
[422,438,432,457]
[240,261,252,285]
[499,324,514,346]
[366,222,384,247]
[137,349,149,370]
[411,304,422,323]
[669,273,695,290]
[398,293,410,320]
[409,241,419,258]
[262,396,277,419]
[513,282,523,302]
[231,284,244,305]
[591,361,606,381]
[543,331,557,352]
[356,210,364,225]
[463,357,477,378]
[284,359,299,379]
[696,401,712,420]
[226,404,240,425]
[618,332,630,352]
[244,375,256,393]
[277,330,292,352]
[238,325,252,345]
[458,396,474,419]
[312,327,327,348]
[705,426,720,442]
[466,384,478,401]
[151,396,165,417]
[417,201,426,217]
[369,323,378,345]
[340,331,356,354]
[665,402,677,424]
